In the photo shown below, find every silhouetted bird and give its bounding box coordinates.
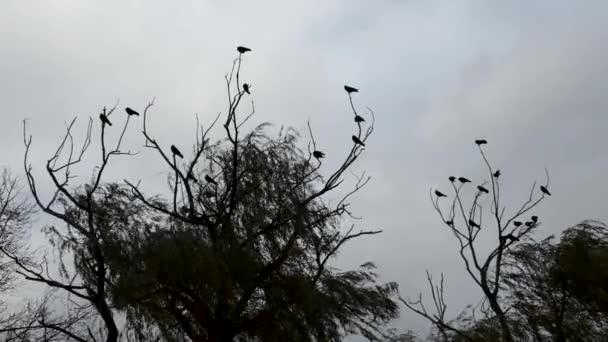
[477,185,489,193]
[506,234,520,242]
[445,220,453,226]
[531,215,538,222]
[540,185,551,196]
[171,145,183,158]
[313,150,325,159]
[434,190,447,198]
[458,177,471,184]
[344,85,358,94]
[354,115,365,123]
[493,169,501,178]
[525,221,534,227]
[125,107,139,116]
[449,176,456,182]
[352,135,365,146]
[513,221,523,227]
[469,220,480,228]
[187,171,198,183]
[99,114,112,126]
[243,83,250,94]
[205,175,217,185]
[237,46,251,54]
[475,139,488,145]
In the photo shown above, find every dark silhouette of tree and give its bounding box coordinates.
[401,141,551,342]
[8,50,398,341]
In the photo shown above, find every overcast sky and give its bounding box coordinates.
[2,0,608,339]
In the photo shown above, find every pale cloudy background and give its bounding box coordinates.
[1,0,608,339]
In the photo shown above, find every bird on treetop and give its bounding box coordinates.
[435,190,447,198]
[171,145,183,158]
[344,85,358,94]
[540,185,551,196]
[449,176,456,182]
[458,177,471,184]
[352,135,365,146]
[237,46,251,54]
[477,185,489,193]
[354,115,365,123]
[475,139,488,145]
[313,150,325,159]
[513,221,523,227]
[99,114,112,126]
[243,83,251,94]
[493,169,501,178]
[125,107,139,116]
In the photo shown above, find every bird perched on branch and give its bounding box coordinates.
[434,190,447,198]
[187,171,198,183]
[458,177,471,184]
[171,145,183,158]
[313,150,325,159]
[493,169,501,178]
[237,46,251,54]
[354,115,365,123]
[469,220,480,228]
[352,135,365,146]
[513,221,523,227]
[243,83,251,94]
[99,114,112,126]
[445,220,453,226]
[205,175,217,185]
[531,215,538,222]
[475,139,488,145]
[540,185,551,196]
[344,85,358,94]
[125,107,139,116]
[449,176,456,182]
[477,185,489,193]
[525,221,534,227]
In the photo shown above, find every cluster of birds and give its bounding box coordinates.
[434,139,552,237]
[310,85,366,161]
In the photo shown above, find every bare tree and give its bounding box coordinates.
[401,143,551,342]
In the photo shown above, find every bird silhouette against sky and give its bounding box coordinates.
[477,185,489,193]
[434,190,447,198]
[354,115,365,123]
[99,113,112,126]
[475,139,488,145]
[352,135,365,146]
[469,219,480,228]
[187,171,198,183]
[125,107,139,116]
[243,83,251,94]
[531,215,538,222]
[171,145,183,159]
[525,221,534,227]
[344,85,358,94]
[458,177,471,184]
[205,175,217,185]
[540,185,552,196]
[493,169,501,178]
[448,176,456,182]
[513,221,522,227]
[237,46,251,54]
[313,150,325,159]
[445,220,453,226]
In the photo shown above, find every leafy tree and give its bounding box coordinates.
[7,50,399,341]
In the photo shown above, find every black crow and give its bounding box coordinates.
[469,220,480,228]
[435,190,447,197]
[445,220,453,226]
[313,150,325,159]
[171,145,183,158]
[525,221,534,227]
[205,175,217,185]
[513,221,522,227]
[125,107,139,116]
[344,85,358,94]
[540,185,551,196]
[99,114,112,126]
[243,83,250,94]
[237,46,251,54]
[449,176,456,182]
[531,215,538,222]
[352,135,365,146]
[493,169,501,178]
[458,177,471,184]
[475,139,488,145]
[354,115,365,123]
[477,185,489,193]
